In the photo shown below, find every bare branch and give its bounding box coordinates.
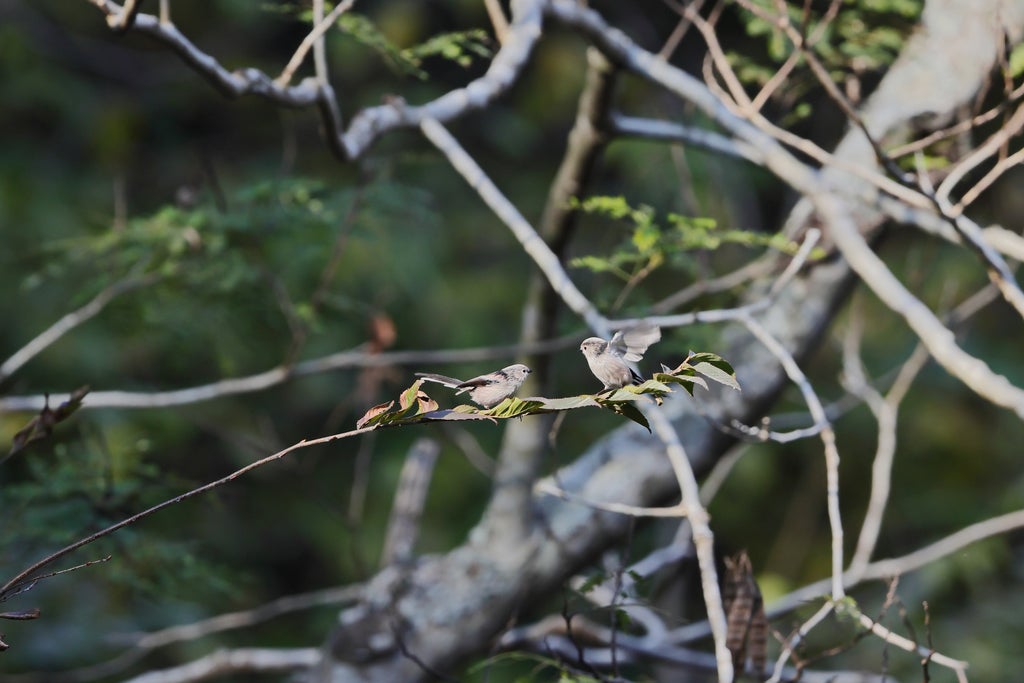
[762,508,1024,623]
[0,275,158,384]
[739,312,845,601]
[419,117,608,335]
[0,335,576,412]
[937,101,1024,208]
[0,426,374,601]
[608,115,764,164]
[381,438,440,566]
[814,193,1024,419]
[841,305,931,579]
[643,403,733,682]
[850,606,968,683]
[482,0,510,44]
[958,145,1024,208]
[767,602,834,683]
[120,648,321,683]
[276,0,355,87]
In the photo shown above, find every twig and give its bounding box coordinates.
[83,0,547,160]
[760,508,1024,622]
[420,117,608,337]
[936,102,1024,208]
[0,275,159,384]
[957,145,1024,209]
[108,0,141,30]
[643,403,733,683]
[120,648,321,683]
[0,426,375,600]
[0,335,578,413]
[813,193,1024,419]
[739,312,844,602]
[535,480,687,518]
[767,601,833,683]
[841,304,930,580]
[381,438,440,566]
[276,0,355,87]
[608,115,764,165]
[850,606,968,683]
[21,585,364,683]
[482,0,510,44]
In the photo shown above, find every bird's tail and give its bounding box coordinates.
[414,372,464,388]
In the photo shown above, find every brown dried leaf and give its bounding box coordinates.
[357,400,395,428]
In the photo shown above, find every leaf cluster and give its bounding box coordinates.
[357,351,740,432]
[569,194,817,282]
[270,3,493,80]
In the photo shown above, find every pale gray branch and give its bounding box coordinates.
[643,403,733,682]
[420,117,608,336]
[121,648,321,683]
[608,114,764,164]
[276,0,355,87]
[0,276,157,384]
[0,336,576,413]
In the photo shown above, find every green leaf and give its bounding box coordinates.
[480,397,546,418]
[1011,44,1024,78]
[653,371,708,396]
[576,572,606,595]
[688,352,741,391]
[605,401,650,431]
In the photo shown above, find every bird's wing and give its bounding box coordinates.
[414,373,464,388]
[456,372,501,389]
[614,324,661,361]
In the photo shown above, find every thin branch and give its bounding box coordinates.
[760,508,1024,623]
[109,0,141,31]
[841,304,930,580]
[608,114,764,165]
[957,145,1024,209]
[643,403,733,683]
[813,193,1024,419]
[650,256,775,314]
[767,601,834,683]
[535,480,687,518]
[276,0,355,87]
[18,585,363,683]
[0,275,159,384]
[0,426,374,600]
[936,101,1024,207]
[420,117,608,336]
[312,0,328,82]
[83,0,547,160]
[129,585,362,649]
[0,335,577,412]
[739,312,845,601]
[483,0,510,44]
[120,648,321,683]
[886,87,1023,158]
[850,606,968,683]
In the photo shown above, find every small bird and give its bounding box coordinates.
[580,324,661,390]
[415,364,532,408]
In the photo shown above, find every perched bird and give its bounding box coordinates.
[415,364,532,408]
[580,324,661,390]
